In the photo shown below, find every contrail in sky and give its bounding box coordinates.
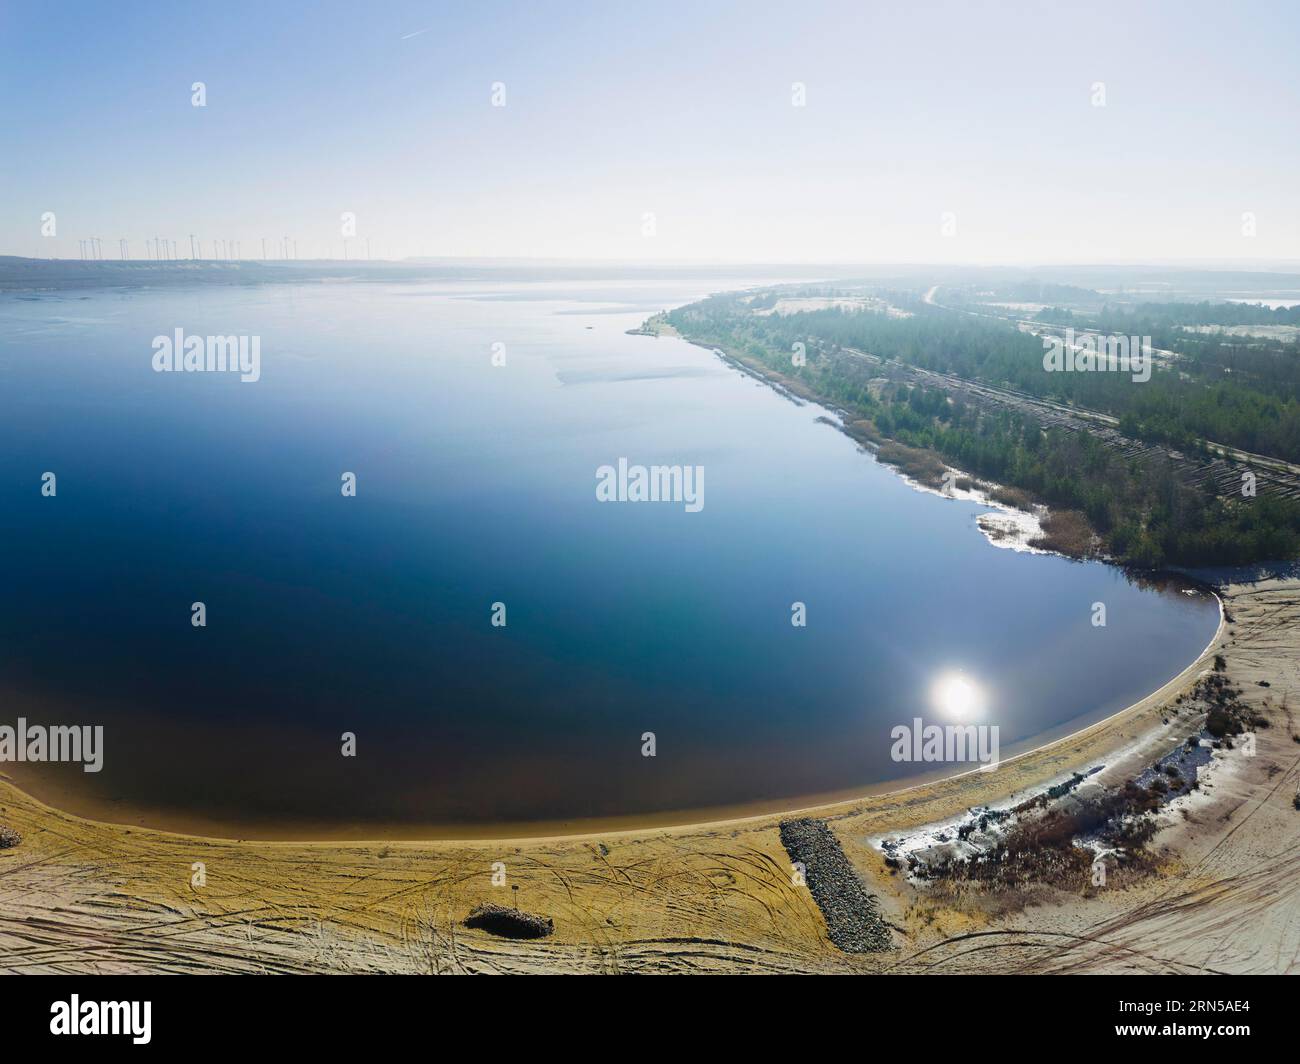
[400,27,432,40]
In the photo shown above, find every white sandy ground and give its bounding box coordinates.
[880,455,1052,555]
[1182,324,1300,341]
[0,576,1296,974]
[752,295,912,319]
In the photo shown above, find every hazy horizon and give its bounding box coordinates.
[2,0,1297,264]
[9,255,1300,268]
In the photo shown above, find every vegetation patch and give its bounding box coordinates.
[873,439,948,488]
[887,668,1264,900]
[663,287,1300,568]
[1029,509,1098,558]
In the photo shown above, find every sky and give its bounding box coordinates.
[1,0,1297,264]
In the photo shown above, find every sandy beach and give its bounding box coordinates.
[4,0,1300,996]
[2,572,1296,974]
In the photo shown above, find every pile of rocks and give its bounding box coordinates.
[780,817,892,953]
[463,903,554,940]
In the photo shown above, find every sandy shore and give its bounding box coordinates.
[2,573,1296,974]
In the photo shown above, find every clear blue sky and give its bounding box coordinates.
[2,0,1297,263]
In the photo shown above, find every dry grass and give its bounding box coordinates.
[873,439,949,488]
[1029,509,1098,558]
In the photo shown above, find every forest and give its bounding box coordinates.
[665,291,1300,568]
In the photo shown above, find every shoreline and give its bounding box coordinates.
[0,589,1224,847]
[2,311,1294,973]
[3,581,1295,974]
[0,313,1227,848]
[675,330,1085,559]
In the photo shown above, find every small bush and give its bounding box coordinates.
[1207,706,1242,738]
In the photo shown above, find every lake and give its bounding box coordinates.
[0,274,1220,837]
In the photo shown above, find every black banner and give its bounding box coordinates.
[0,974,1281,1050]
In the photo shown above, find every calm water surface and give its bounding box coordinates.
[0,277,1220,836]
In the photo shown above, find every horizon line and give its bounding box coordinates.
[5,254,1300,272]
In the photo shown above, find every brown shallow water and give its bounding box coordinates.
[1,591,1221,843]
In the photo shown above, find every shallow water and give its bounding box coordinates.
[0,276,1220,836]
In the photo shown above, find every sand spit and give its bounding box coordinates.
[0,575,1296,975]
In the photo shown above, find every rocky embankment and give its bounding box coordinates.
[780,817,893,953]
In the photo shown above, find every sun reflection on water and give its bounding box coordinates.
[931,671,986,721]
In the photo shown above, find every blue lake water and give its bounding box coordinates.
[0,275,1220,837]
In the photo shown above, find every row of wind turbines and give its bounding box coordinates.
[76,236,376,261]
